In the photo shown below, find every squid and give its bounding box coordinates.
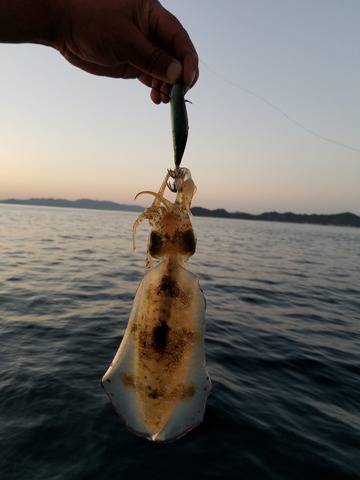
[102,168,211,442]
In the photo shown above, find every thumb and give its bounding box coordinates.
[126,29,182,84]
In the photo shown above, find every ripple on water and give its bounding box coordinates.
[1,207,360,479]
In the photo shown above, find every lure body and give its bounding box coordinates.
[102,169,211,442]
[170,84,189,168]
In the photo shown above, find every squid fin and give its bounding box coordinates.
[101,263,211,442]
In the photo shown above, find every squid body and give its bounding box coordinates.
[102,168,211,442]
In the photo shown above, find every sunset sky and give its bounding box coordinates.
[1,0,359,213]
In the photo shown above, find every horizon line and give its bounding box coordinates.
[1,197,359,221]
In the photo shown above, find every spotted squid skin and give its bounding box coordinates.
[102,169,211,442]
[102,259,210,441]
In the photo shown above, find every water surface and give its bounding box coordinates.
[1,205,359,479]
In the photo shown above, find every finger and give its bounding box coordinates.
[159,82,170,102]
[151,88,161,104]
[139,76,169,103]
[138,73,153,88]
[126,28,182,84]
[149,3,199,87]
[61,48,140,78]
[150,79,170,103]
[160,82,171,95]
[160,92,170,103]
[151,78,161,90]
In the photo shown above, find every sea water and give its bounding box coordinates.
[1,204,359,479]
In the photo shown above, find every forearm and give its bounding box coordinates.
[0,0,63,45]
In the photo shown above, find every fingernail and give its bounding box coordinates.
[166,61,182,84]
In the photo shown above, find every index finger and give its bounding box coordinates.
[149,2,199,88]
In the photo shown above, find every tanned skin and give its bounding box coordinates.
[0,0,199,103]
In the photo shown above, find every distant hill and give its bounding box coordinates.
[1,198,359,228]
[0,198,143,212]
[191,207,360,228]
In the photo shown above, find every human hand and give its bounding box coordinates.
[56,0,199,103]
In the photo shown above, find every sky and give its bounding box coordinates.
[1,0,359,214]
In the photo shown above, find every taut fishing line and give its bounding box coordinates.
[200,59,360,154]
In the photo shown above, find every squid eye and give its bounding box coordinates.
[148,229,196,259]
[179,230,196,255]
[149,231,163,258]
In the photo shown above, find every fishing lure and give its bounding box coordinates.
[102,168,211,442]
[170,83,189,169]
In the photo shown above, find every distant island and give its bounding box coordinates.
[0,198,143,212]
[191,207,360,228]
[1,198,359,228]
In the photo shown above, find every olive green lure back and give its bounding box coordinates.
[171,84,189,168]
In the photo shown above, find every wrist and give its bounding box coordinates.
[0,0,67,46]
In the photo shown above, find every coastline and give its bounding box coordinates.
[1,198,359,228]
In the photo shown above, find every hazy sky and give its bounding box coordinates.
[1,0,359,213]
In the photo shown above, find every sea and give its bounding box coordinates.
[0,204,359,480]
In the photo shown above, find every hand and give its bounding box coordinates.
[56,0,199,103]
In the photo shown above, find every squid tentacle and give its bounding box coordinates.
[134,191,173,210]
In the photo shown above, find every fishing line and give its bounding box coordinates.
[200,59,360,154]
